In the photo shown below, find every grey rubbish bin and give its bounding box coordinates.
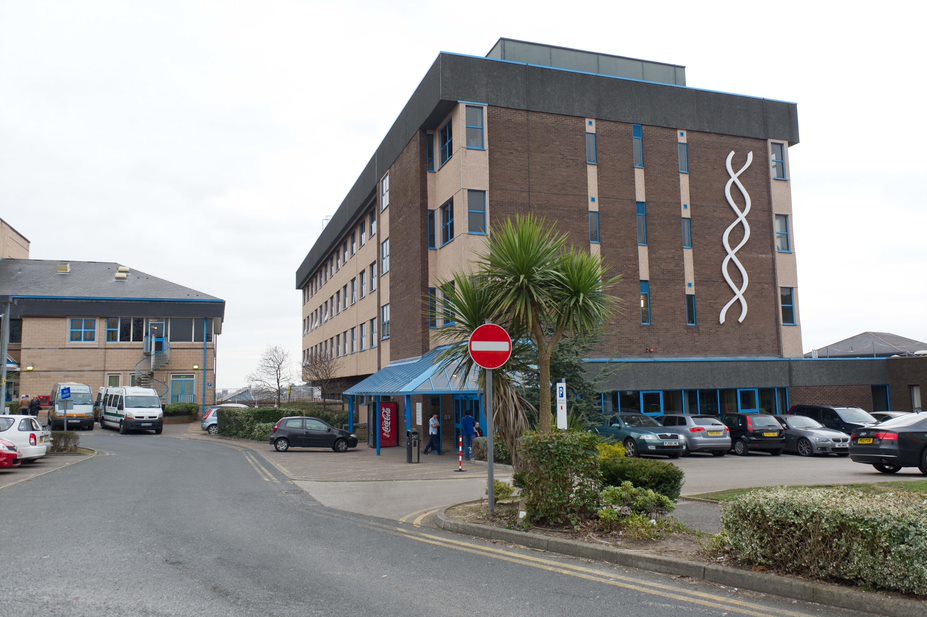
[406,430,420,464]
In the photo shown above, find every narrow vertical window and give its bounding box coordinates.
[360,221,366,247]
[443,282,456,327]
[427,210,436,249]
[774,214,791,252]
[467,190,486,234]
[439,121,453,165]
[370,262,377,291]
[359,270,366,298]
[334,292,340,314]
[359,322,367,351]
[441,199,454,244]
[780,287,796,325]
[381,304,391,339]
[428,288,438,328]
[335,334,341,357]
[681,218,693,249]
[370,317,377,347]
[771,143,787,179]
[686,294,697,326]
[380,173,390,210]
[381,239,390,273]
[370,210,377,237]
[640,282,651,325]
[588,211,600,243]
[465,105,484,149]
[678,142,688,174]
[351,327,357,354]
[106,318,119,342]
[342,284,347,310]
[585,132,597,164]
[425,132,435,171]
[636,202,648,246]
[351,230,356,255]
[633,124,644,168]
[350,278,357,305]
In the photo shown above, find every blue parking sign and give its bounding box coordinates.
[61,387,71,400]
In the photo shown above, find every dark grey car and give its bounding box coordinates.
[774,415,850,456]
[659,414,731,456]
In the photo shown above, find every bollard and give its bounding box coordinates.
[454,435,466,472]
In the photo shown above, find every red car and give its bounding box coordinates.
[0,438,22,468]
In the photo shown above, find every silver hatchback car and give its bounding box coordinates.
[660,414,731,456]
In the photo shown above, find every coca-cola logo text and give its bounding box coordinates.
[381,407,391,437]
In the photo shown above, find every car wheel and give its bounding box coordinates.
[332,438,348,453]
[274,438,290,452]
[154,427,162,435]
[733,439,749,456]
[872,463,902,474]
[837,452,850,457]
[796,438,813,457]
[119,421,127,435]
[919,449,927,476]
[770,449,782,456]
[207,425,218,436]
[88,423,94,432]
[668,453,680,459]
[711,450,726,457]
[623,438,638,458]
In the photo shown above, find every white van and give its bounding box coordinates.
[49,383,95,430]
[100,386,164,434]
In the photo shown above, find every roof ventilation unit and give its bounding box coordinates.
[56,262,70,274]
[114,271,128,281]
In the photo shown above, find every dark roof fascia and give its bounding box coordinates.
[10,297,226,320]
[295,52,799,288]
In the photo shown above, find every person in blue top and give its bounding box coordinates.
[461,410,476,460]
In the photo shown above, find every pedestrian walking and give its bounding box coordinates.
[423,413,441,455]
[28,397,41,416]
[461,410,476,460]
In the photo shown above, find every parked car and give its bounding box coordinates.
[787,404,877,435]
[721,414,785,456]
[659,414,730,456]
[773,415,850,456]
[849,412,927,475]
[871,411,910,423]
[201,403,249,436]
[269,416,358,453]
[594,413,684,458]
[0,438,22,468]
[0,415,49,462]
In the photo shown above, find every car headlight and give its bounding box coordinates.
[350,434,356,439]
[640,434,657,440]
[814,437,830,442]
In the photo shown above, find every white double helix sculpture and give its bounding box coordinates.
[719,150,753,324]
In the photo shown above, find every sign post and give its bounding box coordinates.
[60,386,71,433]
[556,380,567,430]
[468,324,513,515]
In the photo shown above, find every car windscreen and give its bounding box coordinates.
[60,392,93,405]
[0,418,13,431]
[878,413,927,430]
[125,396,162,409]
[692,417,724,426]
[749,415,781,428]
[786,416,823,429]
[835,407,877,423]
[622,414,661,428]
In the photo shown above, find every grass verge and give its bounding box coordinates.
[691,479,927,503]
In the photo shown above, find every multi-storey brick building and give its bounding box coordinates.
[1,258,224,410]
[296,40,924,448]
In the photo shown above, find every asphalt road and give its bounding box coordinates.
[0,430,873,617]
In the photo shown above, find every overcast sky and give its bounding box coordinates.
[1,1,924,387]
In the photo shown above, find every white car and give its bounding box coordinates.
[0,415,49,462]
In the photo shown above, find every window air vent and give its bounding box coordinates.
[57,262,70,274]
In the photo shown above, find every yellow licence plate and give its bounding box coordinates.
[763,432,778,437]
[707,431,722,437]
[858,437,873,445]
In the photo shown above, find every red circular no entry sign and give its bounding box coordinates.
[468,324,513,370]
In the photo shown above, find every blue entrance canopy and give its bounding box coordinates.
[344,347,479,397]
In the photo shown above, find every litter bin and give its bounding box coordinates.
[406,429,420,464]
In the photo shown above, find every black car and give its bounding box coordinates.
[269,416,358,453]
[871,411,910,423]
[787,404,876,434]
[721,414,785,456]
[849,413,927,475]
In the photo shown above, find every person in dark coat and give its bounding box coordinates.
[28,397,41,416]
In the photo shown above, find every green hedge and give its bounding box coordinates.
[216,407,350,440]
[163,403,199,417]
[518,431,601,527]
[600,456,684,501]
[471,436,513,465]
[721,487,927,596]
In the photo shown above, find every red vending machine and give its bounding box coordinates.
[379,402,399,447]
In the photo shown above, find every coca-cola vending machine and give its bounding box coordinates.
[379,402,399,447]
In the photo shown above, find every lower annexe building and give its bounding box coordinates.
[295,39,924,450]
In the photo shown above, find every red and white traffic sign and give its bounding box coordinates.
[468,324,512,370]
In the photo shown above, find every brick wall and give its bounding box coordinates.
[888,357,927,410]
[790,385,873,410]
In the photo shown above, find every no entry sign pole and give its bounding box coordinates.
[468,324,512,516]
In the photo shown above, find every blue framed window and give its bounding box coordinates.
[585,132,597,164]
[467,190,486,234]
[69,318,96,342]
[439,121,453,165]
[771,142,787,179]
[678,142,688,174]
[440,199,454,245]
[588,211,600,243]
[381,304,391,339]
[381,239,390,273]
[106,318,119,342]
[636,202,647,245]
[428,288,438,328]
[780,287,796,325]
[425,132,435,171]
[427,210,436,249]
[686,294,697,326]
[640,281,651,325]
[465,106,484,149]
[775,214,791,252]
[442,282,456,327]
[633,124,644,168]
[641,391,663,415]
[681,217,692,248]
[737,388,760,413]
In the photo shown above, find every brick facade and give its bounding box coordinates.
[790,385,874,410]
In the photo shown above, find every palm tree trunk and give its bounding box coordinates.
[537,350,552,432]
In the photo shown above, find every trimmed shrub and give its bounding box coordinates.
[599,482,674,519]
[600,456,684,501]
[471,436,513,465]
[489,480,516,502]
[251,422,276,442]
[50,431,80,453]
[163,403,199,417]
[721,487,927,596]
[518,430,601,527]
[597,441,627,464]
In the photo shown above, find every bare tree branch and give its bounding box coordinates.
[248,346,293,408]
[302,351,342,406]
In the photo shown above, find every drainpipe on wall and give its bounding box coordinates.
[201,318,208,417]
[0,303,10,410]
